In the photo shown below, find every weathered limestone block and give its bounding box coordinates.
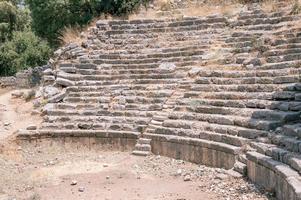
[56,77,75,87]
[43,86,60,99]
[48,89,67,103]
[158,63,176,73]
[243,58,261,66]
[188,67,201,77]
[43,68,54,76]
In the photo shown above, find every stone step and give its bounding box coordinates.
[79,52,204,65]
[236,17,297,28]
[175,105,300,121]
[234,161,247,175]
[272,37,301,47]
[246,151,301,200]
[137,138,151,145]
[154,126,249,147]
[63,98,167,105]
[188,83,297,93]
[267,43,301,52]
[67,84,178,92]
[178,98,301,112]
[107,18,227,29]
[145,128,156,134]
[105,16,227,27]
[197,68,301,78]
[153,115,168,121]
[184,91,297,101]
[97,38,211,49]
[41,122,147,132]
[132,150,150,156]
[84,49,206,61]
[64,68,179,76]
[100,36,215,50]
[266,53,301,63]
[244,23,285,31]
[88,45,207,57]
[103,23,226,36]
[269,133,301,154]
[281,124,301,138]
[162,119,269,139]
[64,60,198,71]
[168,111,282,131]
[238,154,248,164]
[19,129,140,138]
[58,72,177,82]
[247,152,301,200]
[144,133,240,155]
[263,48,301,57]
[250,142,301,174]
[151,120,163,126]
[134,143,151,151]
[241,59,301,71]
[67,96,166,105]
[44,108,157,118]
[195,75,300,85]
[237,14,294,23]
[72,78,181,86]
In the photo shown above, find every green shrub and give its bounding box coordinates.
[0,30,51,76]
[0,1,17,42]
[0,1,32,43]
[100,0,149,16]
[26,0,149,47]
[26,0,98,46]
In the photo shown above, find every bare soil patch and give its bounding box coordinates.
[0,141,274,200]
[0,89,42,140]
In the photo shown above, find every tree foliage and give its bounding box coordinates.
[26,0,149,47]
[0,30,51,76]
[26,0,97,46]
[0,1,17,42]
[0,0,51,76]
[0,0,149,76]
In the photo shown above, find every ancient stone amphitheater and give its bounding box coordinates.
[18,2,301,200]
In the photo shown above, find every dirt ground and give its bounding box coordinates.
[0,89,42,141]
[0,141,273,200]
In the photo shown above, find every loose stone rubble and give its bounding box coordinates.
[16,1,301,200]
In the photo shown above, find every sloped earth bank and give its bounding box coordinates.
[0,140,273,200]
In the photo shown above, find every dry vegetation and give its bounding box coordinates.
[59,26,84,45]
[60,0,301,48]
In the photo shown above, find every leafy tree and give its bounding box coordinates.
[0,0,31,43]
[100,0,148,16]
[26,0,149,46]
[0,1,17,42]
[26,0,97,46]
[0,30,51,76]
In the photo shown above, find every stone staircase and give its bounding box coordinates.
[16,3,301,200]
[132,138,152,156]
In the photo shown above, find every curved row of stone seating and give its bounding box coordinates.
[35,4,301,199]
[41,60,184,135]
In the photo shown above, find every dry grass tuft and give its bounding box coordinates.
[261,0,279,12]
[180,4,241,17]
[59,26,83,45]
[290,0,301,14]
[157,0,173,11]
